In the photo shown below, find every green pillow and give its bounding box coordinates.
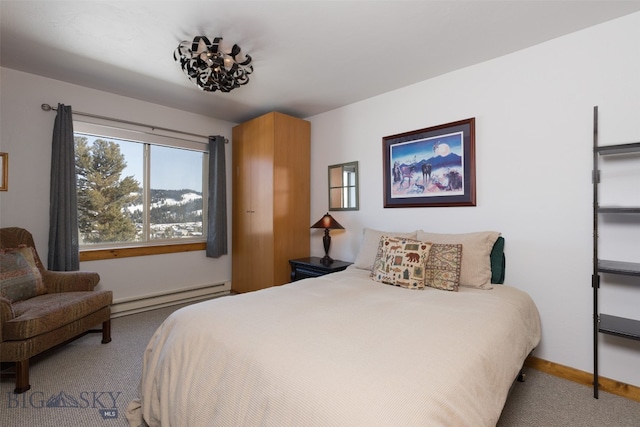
[490,237,506,284]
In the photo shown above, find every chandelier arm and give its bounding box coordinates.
[230,44,241,57]
[238,56,252,67]
[192,36,211,52]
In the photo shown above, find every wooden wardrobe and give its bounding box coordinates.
[231,112,311,293]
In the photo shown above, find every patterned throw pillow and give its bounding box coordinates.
[372,236,432,289]
[0,246,45,302]
[424,243,463,291]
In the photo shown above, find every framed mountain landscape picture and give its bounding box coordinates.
[383,118,476,208]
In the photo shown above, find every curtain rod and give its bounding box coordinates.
[41,103,228,143]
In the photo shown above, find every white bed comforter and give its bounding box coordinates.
[127,267,541,427]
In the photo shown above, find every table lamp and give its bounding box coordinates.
[310,212,344,265]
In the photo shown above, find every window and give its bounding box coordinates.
[74,121,207,249]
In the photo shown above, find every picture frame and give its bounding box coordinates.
[0,152,7,191]
[383,118,475,208]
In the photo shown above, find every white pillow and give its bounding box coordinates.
[416,230,500,289]
[353,228,418,271]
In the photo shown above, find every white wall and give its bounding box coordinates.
[0,68,235,311]
[308,12,640,388]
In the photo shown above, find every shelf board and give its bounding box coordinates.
[598,206,640,214]
[596,142,640,155]
[598,260,640,277]
[599,314,640,341]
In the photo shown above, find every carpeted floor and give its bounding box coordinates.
[2,302,639,426]
[497,367,640,426]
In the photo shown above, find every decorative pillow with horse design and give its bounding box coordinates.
[372,236,432,289]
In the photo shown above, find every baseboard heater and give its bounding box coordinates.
[110,282,230,318]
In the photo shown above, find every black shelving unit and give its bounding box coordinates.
[592,106,640,399]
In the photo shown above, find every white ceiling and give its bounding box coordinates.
[2,1,640,124]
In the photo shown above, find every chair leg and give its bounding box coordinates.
[14,360,30,394]
[102,319,112,344]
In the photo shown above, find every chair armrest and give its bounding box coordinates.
[0,296,14,342]
[42,270,101,293]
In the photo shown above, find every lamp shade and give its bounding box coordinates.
[311,213,344,230]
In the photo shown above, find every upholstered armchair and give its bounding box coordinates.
[0,227,112,393]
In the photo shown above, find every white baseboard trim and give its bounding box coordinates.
[110,281,231,318]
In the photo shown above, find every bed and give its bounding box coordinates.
[126,229,541,427]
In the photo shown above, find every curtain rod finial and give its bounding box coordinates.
[41,104,52,111]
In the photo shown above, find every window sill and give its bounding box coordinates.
[79,242,206,261]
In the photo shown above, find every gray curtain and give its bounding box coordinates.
[48,104,80,271]
[206,135,228,258]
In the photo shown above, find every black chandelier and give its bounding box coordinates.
[174,36,253,93]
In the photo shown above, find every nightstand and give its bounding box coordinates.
[289,257,353,282]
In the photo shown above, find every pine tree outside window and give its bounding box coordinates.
[74,121,207,248]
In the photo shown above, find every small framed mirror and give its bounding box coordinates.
[328,161,359,211]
